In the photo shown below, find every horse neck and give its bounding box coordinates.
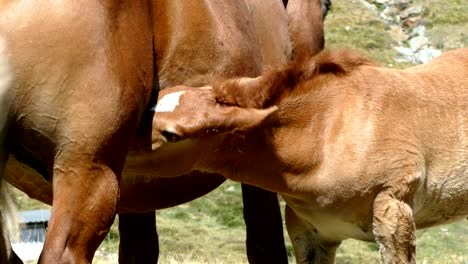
[245,0,292,66]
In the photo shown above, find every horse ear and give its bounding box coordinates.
[214,77,265,108]
[203,105,278,135]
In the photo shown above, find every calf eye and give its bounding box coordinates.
[161,130,182,143]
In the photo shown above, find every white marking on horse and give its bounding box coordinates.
[152,91,185,113]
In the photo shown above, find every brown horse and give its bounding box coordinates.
[141,48,468,264]
[0,1,155,263]
[285,0,331,58]
[120,0,290,263]
[4,0,329,263]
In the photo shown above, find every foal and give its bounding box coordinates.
[146,49,468,263]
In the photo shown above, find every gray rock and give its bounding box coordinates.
[416,47,442,64]
[392,0,410,10]
[382,6,400,21]
[400,6,424,19]
[410,25,426,37]
[389,25,408,43]
[395,46,414,57]
[409,35,429,52]
[363,0,441,65]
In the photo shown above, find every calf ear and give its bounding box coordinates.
[214,77,265,108]
[207,105,278,134]
[178,105,278,138]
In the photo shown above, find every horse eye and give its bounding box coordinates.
[161,130,182,143]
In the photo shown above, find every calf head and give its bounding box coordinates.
[151,85,277,151]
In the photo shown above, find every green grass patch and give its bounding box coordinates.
[324,0,412,68]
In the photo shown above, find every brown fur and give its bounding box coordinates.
[4,0,330,213]
[0,1,155,263]
[3,1,329,262]
[146,48,468,264]
[286,0,330,58]
[214,49,375,108]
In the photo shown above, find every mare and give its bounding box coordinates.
[141,48,468,264]
[4,0,329,263]
[120,0,291,262]
[0,1,155,263]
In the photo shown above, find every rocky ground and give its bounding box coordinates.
[362,0,442,64]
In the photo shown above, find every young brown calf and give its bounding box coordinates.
[141,49,468,264]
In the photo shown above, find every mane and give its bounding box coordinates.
[213,49,377,108]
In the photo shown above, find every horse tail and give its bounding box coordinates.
[0,183,18,241]
[0,34,18,264]
[0,181,19,261]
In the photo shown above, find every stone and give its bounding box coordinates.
[395,46,414,57]
[389,25,408,42]
[392,0,410,10]
[400,6,424,19]
[416,47,442,64]
[410,25,426,37]
[409,35,429,52]
[402,16,424,28]
[382,6,400,21]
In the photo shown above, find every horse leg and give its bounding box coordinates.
[118,212,159,264]
[39,161,120,264]
[373,192,416,264]
[241,184,287,264]
[285,205,341,264]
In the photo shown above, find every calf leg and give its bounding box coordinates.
[373,192,416,264]
[118,212,159,264]
[285,205,340,264]
[241,184,287,264]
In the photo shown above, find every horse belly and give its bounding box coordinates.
[283,195,375,242]
[309,211,375,242]
[413,169,468,229]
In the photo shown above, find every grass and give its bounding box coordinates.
[418,0,468,51]
[10,0,468,263]
[324,0,409,68]
[10,180,467,264]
